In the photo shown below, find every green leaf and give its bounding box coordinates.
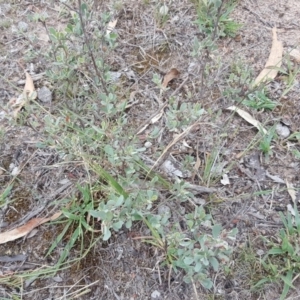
[212,224,222,238]
[112,220,123,231]
[252,277,272,289]
[115,195,124,207]
[209,257,219,271]
[62,209,80,221]
[45,221,71,257]
[125,219,132,229]
[268,247,284,255]
[89,209,105,219]
[183,257,194,266]
[194,262,202,272]
[103,226,111,241]
[200,277,213,289]
[104,144,114,156]
[80,218,93,232]
[80,3,88,15]
[280,271,295,300]
[49,27,58,40]
[0,184,13,206]
[92,165,128,198]
[58,226,80,265]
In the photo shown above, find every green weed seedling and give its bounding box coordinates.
[46,185,96,266]
[243,89,278,110]
[255,204,300,300]
[259,126,277,158]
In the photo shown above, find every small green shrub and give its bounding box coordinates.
[193,0,241,39]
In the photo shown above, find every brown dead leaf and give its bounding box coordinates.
[192,153,201,182]
[254,28,283,85]
[0,211,61,244]
[162,68,180,88]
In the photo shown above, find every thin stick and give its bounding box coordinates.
[77,0,109,95]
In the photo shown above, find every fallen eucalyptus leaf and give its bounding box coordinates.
[254,28,283,85]
[0,212,61,244]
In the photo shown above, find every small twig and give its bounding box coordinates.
[168,264,172,292]
[148,121,200,174]
[191,278,199,300]
[156,261,162,286]
[212,0,226,41]
[242,5,273,28]
[77,0,109,95]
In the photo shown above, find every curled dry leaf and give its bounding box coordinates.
[11,72,36,118]
[162,68,180,88]
[227,105,267,134]
[23,71,36,99]
[0,211,61,244]
[254,27,283,86]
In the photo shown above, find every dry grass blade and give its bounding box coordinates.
[286,179,297,204]
[227,105,267,134]
[254,27,283,85]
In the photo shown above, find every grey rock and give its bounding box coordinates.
[38,86,52,103]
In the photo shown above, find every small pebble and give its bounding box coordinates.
[151,290,161,299]
[144,141,152,148]
[11,166,19,176]
[276,123,290,138]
